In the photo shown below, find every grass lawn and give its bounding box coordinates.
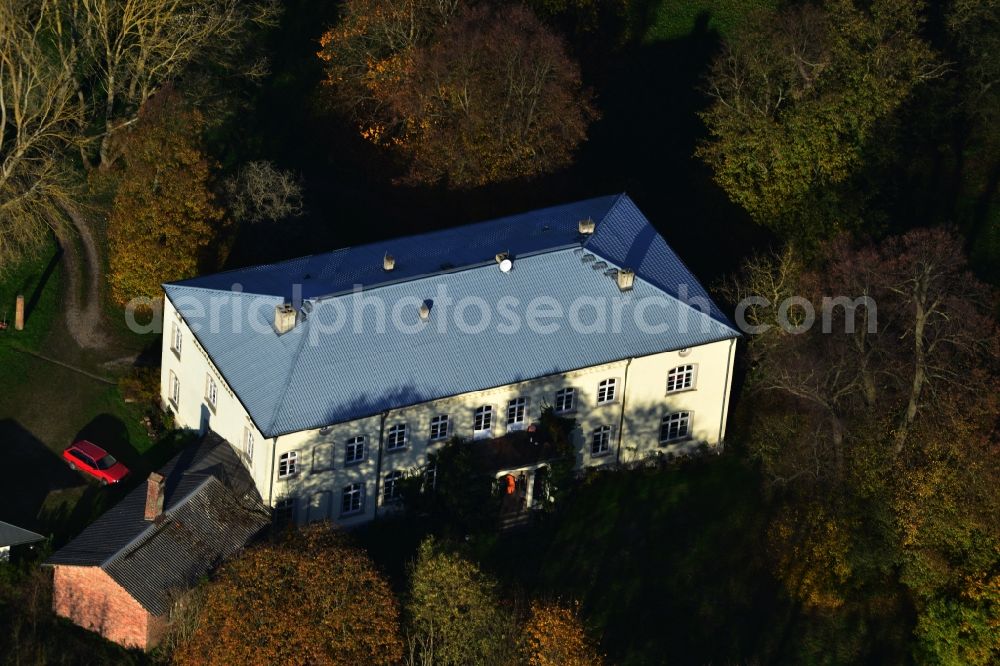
[635,0,777,42]
[0,236,164,544]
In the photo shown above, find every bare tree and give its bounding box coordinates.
[730,230,996,487]
[64,0,280,168]
[222,161,304,224]
[0,0,83,269]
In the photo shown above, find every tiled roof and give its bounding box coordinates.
[165,194,739,437]
[46,435,269,615]
[0,521,44,547]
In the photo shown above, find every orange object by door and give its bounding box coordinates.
[504,474,516,495]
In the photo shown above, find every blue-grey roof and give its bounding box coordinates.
[165,194,738,437]
[0,520,43,547]
[46,435,269,614]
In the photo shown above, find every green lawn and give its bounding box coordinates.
[635,0,777,42]
[0,236,164,543]
[0,240,63,360]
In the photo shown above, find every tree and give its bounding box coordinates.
[63,0,280,168]
[174,524,403,665]
[106,89,225,307]
[222,161,304,224]
[727,230,999,661]
[697,0,942,244]
[0,0,83,271]
[317,0,460,127]
[318,2,596,187]
[404,537,517,665]
[727,228,994,484]
[519,600,603,666]
[402,436,501,537]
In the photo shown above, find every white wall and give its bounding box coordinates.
[160,297,270,494]
[162,295,738,527]
[262,338,737,526]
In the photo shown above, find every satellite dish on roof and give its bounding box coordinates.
[499,258,513,273]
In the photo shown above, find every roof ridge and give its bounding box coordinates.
[165,195,621,293]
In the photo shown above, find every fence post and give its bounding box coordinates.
[14,295,24,331]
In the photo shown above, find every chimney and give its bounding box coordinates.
[578,218,595,234]
[616,268,635,292]
[383,253,396,271]
[144,472,165,521]
[274,303,296,335]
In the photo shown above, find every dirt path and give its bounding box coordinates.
[57,204,109,350]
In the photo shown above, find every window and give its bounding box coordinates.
[170,322,182,356]
[597,378,617,405]
[205,374,218,408]
[243,428,254,459]
[273,497,296,529]
[429,414,450,441]
[554,388,576,413]
[506,397,527,430]
[383,470,404,503]
[667,365,696,393]
[278,451,298,478]
[341,483,364,515]
[473,405,493,438]
[345,436,366,465]
[169,371,180,406]
[386,423,408,451]
[659,412,692,444]
[592,425,612,456]
[96,454,117,470]
[423,464,437,492]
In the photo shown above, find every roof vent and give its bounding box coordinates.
[616,268,635,292]
[496,252,513,273]
[274,303,296,335]
[578,218,595,234]
[419,302,431,322]
[383,253,396,271]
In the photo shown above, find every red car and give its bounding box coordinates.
[62,440,130,485]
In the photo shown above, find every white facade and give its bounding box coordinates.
[161,296,737,527]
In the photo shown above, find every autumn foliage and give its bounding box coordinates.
[729,228,1000,662]
[173,524,403,665]
[697,0,941,242]
[404,537,517,665]
[107,91,225,307]
[318,1,596,187]
[520,601,603,666]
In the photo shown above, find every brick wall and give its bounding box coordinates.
[51,565,165,650]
